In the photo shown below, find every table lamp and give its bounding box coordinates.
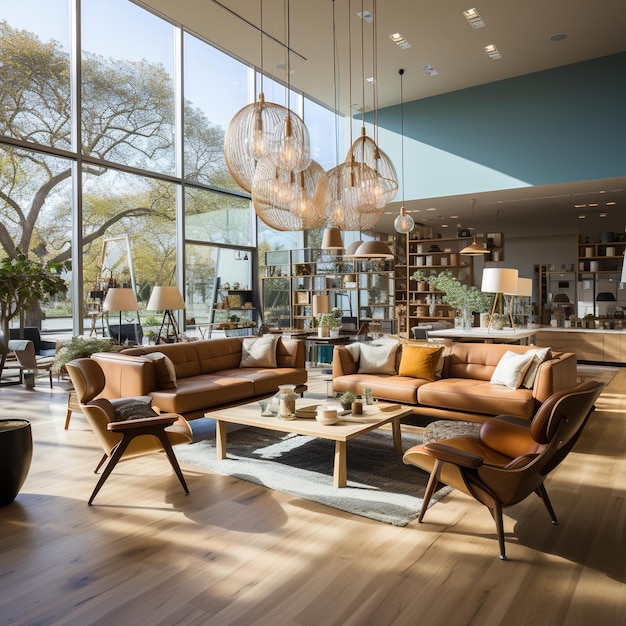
[481,268,519,330]
[103,287,139,344]
[147,286,186,343]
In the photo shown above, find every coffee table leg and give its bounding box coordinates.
[392,416,402,453]
[333,440,347,488]
[215,419,227,459]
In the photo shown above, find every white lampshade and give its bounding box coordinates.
[510,277,532,297]
[481,268,519,294]
[312,294,330,316]
[147,286,186,311]
[354,240,394,259]
[103,288,138,312]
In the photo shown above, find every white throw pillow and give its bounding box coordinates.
[490,350,535,389]
[521,347,552,389]
[343,343,361,363]
[240,335,279,368]
[358,342,399,375]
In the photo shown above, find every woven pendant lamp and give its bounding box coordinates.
[224,95,290,193]
[252,155,327,231]
[325,159,382,230]
[347,129,398,208]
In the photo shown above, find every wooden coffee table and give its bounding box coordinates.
[205,400,413,488]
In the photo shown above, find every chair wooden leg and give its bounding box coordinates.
[490,502,507,560]
[535,483,558,524]
[154,430,189,495]
[88,429,189,505]
[418,459,443,523]
[94,453,109,473]
[64,408,72,430]
[88,437,132,505]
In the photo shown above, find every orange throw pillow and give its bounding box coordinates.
[398,345,443,381]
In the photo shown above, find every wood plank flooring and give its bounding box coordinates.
[0,367,624,625]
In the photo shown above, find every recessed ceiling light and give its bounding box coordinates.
[366,76,375,84]
[588,203,599,207]
[358,10,373,23]
[606,201,616,206]
[574,204,586,208]
[578,214,587,219]
[484,44,501,60]
[426,207,436,211]
[599,212,608,218]
[422,65,438,76]
[549,33,567,42]
[390,32,411,49]
[463,8,485,28]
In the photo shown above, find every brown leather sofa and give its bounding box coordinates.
[332,341,577,423]
[91,336,307,420]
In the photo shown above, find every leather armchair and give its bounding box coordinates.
[66,358,193,504]
[403,380,604,559]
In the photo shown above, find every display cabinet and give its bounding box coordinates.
[401,236,475,333]
[262,248,395,331]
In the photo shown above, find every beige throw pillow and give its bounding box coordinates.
[521,347,552,389]
[358,342,399,375]
[142,352,177,389]
[240,335,278,368]
[490,350,535,390]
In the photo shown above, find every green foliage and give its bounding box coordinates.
[0,250,69,343]
[425,270,492,314]
[316,313,337,328]
[339,391,357,405]
[51,336,122,374]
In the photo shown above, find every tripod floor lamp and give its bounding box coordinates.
[103,287,139,345]
[147,286,186,344]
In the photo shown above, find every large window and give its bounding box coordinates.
[0,0,340,339]
[81,0,176,175]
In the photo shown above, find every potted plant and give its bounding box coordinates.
[428,270,491,329]
[339,391,357,410]
[52,336,123,375]
[316,312,334,337]
[0,250,69,372]
[410,269,432,292]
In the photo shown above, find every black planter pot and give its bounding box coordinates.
[0,419,33,507]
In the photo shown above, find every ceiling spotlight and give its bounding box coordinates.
[358,10,373,23]
[422,65,438,76]
[484,44,502,60]
[390,32,411,49]
[463,8,485,28]
[549,33,567,42]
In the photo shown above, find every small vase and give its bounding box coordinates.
[275,384,298,420]
[318,326,329,338]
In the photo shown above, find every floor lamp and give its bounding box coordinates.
[103,288,139,345]
[481,268,519,330]
[147,286,186,343]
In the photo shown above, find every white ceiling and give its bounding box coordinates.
[138,0,626,237]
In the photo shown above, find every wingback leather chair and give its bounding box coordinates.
[66,358,193,504]
[403,380,604,559]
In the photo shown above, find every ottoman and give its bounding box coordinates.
[422,419,482,444]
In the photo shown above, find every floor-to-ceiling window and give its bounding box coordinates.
[0,0,340,338]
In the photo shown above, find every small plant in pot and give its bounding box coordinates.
[339,391,357,410]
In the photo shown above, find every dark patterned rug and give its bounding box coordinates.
[175,425,450,526]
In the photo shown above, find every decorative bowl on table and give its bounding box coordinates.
[315,405,339,425]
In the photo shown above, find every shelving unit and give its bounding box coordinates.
[400,236,475,334]
[209,281,258,335]
[262,248,395,331]
[537,232,626,328]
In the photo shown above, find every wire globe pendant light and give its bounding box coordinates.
[252,155,327,231]
[223,0,291,193]
[394,68,414,234]
[224,95,290,193]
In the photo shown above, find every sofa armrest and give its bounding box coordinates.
[276,338,305,369]
[533,352,577,403]
[91,352,157,398]
[332,345,358,377]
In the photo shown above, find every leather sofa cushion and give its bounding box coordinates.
[418,378,536,419]
[332,373,426,405]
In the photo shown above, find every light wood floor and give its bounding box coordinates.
[0,367,624,625]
